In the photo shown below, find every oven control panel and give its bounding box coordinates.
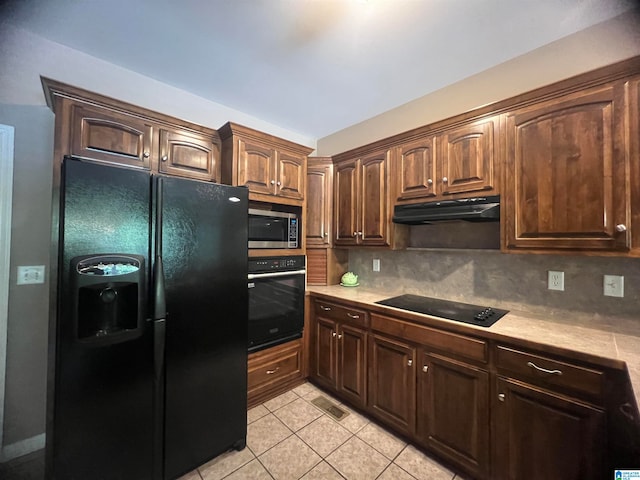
[248,255,306,273]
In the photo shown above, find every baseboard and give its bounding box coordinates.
[0,433,45,463]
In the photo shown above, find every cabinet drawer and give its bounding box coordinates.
[314,300,369,328]
[371,313,488,364]
[248,341,302,392]
[495,346,605,400]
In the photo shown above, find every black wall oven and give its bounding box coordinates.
[247,256,305,352]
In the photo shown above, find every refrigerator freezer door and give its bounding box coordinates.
[52,158,155,479]
[160,177,248,479]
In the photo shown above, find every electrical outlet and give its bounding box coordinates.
[372,258,380,272]
[17,265,46,285]
[604,275,624,297]
[548,271,564,291]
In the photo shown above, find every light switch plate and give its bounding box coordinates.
[17,265,46,285]
[604,275,624,297]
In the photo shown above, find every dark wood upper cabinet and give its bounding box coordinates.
[396,136,437,201]
[334,150,389,247]
[70,103,153,169]
[334,159,360,245]
[219,122,313,206]
[45,79,221,182]
[237,139,276,196]
[493,377,605,480]
[438,118,496,196]
[159,128,220,182]
[504,83,630,252]
[395,118,497,204]
[306,158,333,247]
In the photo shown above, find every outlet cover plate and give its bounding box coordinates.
[548,271,564,291]
[372,258,380,272]
[604,275,624,297]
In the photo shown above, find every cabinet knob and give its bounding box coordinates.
[442,177,448,183]
[422,365,428,373]
[324,233,329,237]
[353,232,358,237]
[276,181,281,186]
[143,151,150,159]
[357,232,363,236]
[161,155,168,162]
[616,224,627,233]
[498,393,505,402]
[427,179,433,185]
[332,331,337,337]
[270,180,276,185]
[407,359,413,367]
[338,334,343,340]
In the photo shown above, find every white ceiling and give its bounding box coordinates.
[2,0,636,140]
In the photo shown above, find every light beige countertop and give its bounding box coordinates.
[307,285,640,409]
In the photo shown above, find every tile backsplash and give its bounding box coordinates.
[348,249,640,323]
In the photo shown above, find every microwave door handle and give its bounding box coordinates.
[247,269,306,280]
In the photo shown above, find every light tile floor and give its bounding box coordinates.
[182,382,464,480]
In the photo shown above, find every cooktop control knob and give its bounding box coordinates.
[474,307,495,321]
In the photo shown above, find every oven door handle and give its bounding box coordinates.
[247,269,306,280]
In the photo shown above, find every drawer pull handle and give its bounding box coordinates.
[407,359,413,367]
[347,313,360,319]
[266,367,280,375]
[498,393,505,402]
[320,306,331,311]
[527,361,562,376]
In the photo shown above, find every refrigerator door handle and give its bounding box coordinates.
[153,255,167,320]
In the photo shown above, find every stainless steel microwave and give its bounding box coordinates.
[248,208,300,249]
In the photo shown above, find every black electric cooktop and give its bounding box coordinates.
[375,294,508,327]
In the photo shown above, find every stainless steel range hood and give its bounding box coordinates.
[392,195,500,224]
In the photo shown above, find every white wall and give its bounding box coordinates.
[316,11,640,156]
[0,25,316,149]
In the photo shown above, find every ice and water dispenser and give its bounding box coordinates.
[71,254,145,343]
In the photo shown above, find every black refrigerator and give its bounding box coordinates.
[47,157,248,479]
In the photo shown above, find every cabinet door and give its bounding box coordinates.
[159,129,219,181]
[306,162,333,246]
[70,103,153,169]
[438,118,496,196]
[396,137,437,201]
[238,139,276,195]
[337,324,366,407]
[334,160,359,246]
[313,317,337,389]
[368,334,416,434]
[493,377,605,480]
[504,85,630,251]
[418,353,489,479]
[360,151,388,246]
[276,150,305,200]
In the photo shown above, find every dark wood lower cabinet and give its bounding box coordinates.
[312,316,367,407]
[493,377,605,480]
[418,353,490,479]
[368,334,416,434]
